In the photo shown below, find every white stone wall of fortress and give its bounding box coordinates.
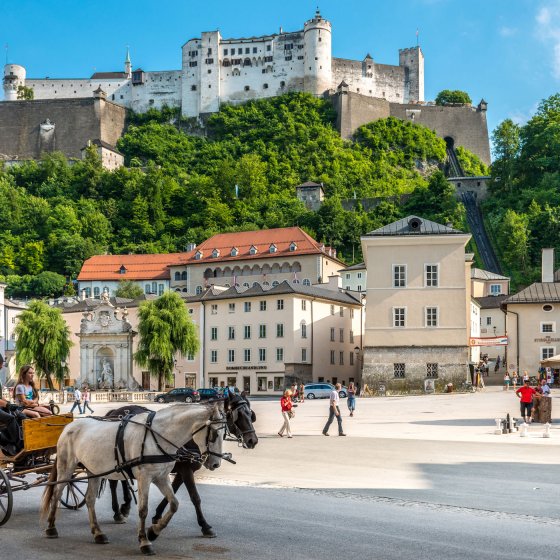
[304,18,332,95]
[129,70,182,113]
[332,59,407,103]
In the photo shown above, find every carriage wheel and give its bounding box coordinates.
[60,474,87,510]
[0,469,13,526]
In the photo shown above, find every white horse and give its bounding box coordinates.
[41,402,226,555]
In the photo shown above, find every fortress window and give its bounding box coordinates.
[298,56,303,60]
[245,47,250,54]
[205,58,214,64]
[223,59,231,67]
[112,94,115,100]
[74,90,76,94]
[191,85,197,91]
[208,69,212,74]
[189,61,197,67]
[264,56,273,63]
[244,85,250,91]
[238,48,243,54]
[280,81,285,88]
[207,48,212,55]
[267,45,271,51]
[284,43,293,50]
[298,44,303,49]
[263,83,268,89]
[120,95,123,99]
[285,56,292,61]
[208,85,211,88]
[224,49,228,55]
[253,47,257,53]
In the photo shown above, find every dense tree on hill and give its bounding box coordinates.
[0,93,478,293]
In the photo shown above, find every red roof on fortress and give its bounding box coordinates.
[77,253,187,281]
[175,227,340,265]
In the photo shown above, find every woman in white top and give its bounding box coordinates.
[14,365,52,418]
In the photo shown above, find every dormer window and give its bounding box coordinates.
[249,245,258,255]
[195,250,203,260]
[212,249,220,258]
[289,242,297,252]
[119,265,127,274]
[231,247,239,257]
[269,244,277,253]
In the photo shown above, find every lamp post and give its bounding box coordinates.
[60,359,67,402]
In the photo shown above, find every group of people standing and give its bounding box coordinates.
[69,385,95,415]
[278,381,357,438]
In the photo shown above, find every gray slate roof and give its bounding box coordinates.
[59,295,155,313]
[471,268,509,281]
[475,295,508,309]
[364,216,465,237]
[338,262,366,272]
[187,280,362,306]
[504,283,560,304]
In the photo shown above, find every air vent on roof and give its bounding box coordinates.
[408,217,422,231]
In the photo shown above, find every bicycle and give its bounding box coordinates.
[460,381,476,393]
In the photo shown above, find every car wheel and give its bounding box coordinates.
[339,391,347,398]
[156,397,165,403]
[307,393,315,399]
[185,396,193,403]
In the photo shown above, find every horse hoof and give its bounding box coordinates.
[147,527,159,542]
[120,505,131,517]
[202,529,217,538]
[94,534,109,544]
[151,516,161,525]
[113,513,126,524]
[45,527,58,539]
[141,545,155,556]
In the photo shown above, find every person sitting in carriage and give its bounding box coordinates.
[14,365,52,418]
[0,383,25,456]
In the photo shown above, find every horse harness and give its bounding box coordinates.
[224,397,256,446]
[114,409,232,484]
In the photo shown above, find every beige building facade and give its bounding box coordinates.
[361,216,472,388]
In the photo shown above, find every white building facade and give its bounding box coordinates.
[3,11,423,117]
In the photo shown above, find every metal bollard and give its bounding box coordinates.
[543,423,551,438]
[494,418,503,435]
[520,422,529,437]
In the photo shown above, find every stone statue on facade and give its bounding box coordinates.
[98,357,113,389]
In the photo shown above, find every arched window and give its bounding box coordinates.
[182,288,188,293]
[303,279,311,286]
[175,288,181,292]
[145,284,150,294]
[243,282,250,288]
[181,271,187,281]
[263,83,269,89]
[94,287,100,297]
[85,287,92,298]
[243,58,252,67]
[196,286,203,295]
[175,271,181,281]
[272,281,279,287]
[280,81,285,88]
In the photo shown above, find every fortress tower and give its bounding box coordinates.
[3,64,26,101]
[399,47,424,103]
[303,9,332,96]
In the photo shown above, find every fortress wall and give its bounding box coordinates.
[332,91,491,165]
[27,78,128,103]
[0,98,125,160]
[128,70,182,113]
[333,91,391,140]
[373,64,407,103]
[390,103,491,165]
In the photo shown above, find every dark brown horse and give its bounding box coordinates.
[105,392,257,537]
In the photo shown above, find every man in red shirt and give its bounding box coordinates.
[516,379,537,423]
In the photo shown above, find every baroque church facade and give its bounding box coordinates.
[3,10,423,118]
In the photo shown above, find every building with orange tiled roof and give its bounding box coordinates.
[170,227,344,296]
[77,253,188,298]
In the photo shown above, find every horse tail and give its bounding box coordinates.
[40,455,58,520]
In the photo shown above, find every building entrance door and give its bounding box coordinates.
[243,376,250,394]
[142,371,150,390]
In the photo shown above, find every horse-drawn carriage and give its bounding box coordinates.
[0,412,87,526]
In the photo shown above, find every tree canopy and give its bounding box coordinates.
[435,90,472,106]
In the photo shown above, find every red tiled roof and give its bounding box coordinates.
[77,253,187,281]
[175,227,340,265]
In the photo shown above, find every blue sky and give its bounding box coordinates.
[2,0,559,149]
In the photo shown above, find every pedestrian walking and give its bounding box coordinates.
[278,389,293,438]
[503,372,510,391]
[347,382,357,416]
[290,383,299,403]
[322,383,346,436]
[515,379,537,423]
[522,371,530,383]
[82,385,94,414]
[512,371,518,389]
[298,382,305,403]
[70,387,83,415]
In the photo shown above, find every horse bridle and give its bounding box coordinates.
[225,397,256,447]
[189,408,235,464]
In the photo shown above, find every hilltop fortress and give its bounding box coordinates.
[2,10,490,165]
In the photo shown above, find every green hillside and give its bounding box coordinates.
[0,93,475,298]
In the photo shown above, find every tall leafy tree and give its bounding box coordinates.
[134,291,199,391]
[115,280,144,299]
[15,300,73,390]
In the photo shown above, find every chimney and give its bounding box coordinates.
[327,275,342,291]
[542,248,555,283]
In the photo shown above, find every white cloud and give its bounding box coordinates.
[499,26,517,37]
[536,3,560,78]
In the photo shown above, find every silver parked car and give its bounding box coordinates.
[304,383,347,399]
